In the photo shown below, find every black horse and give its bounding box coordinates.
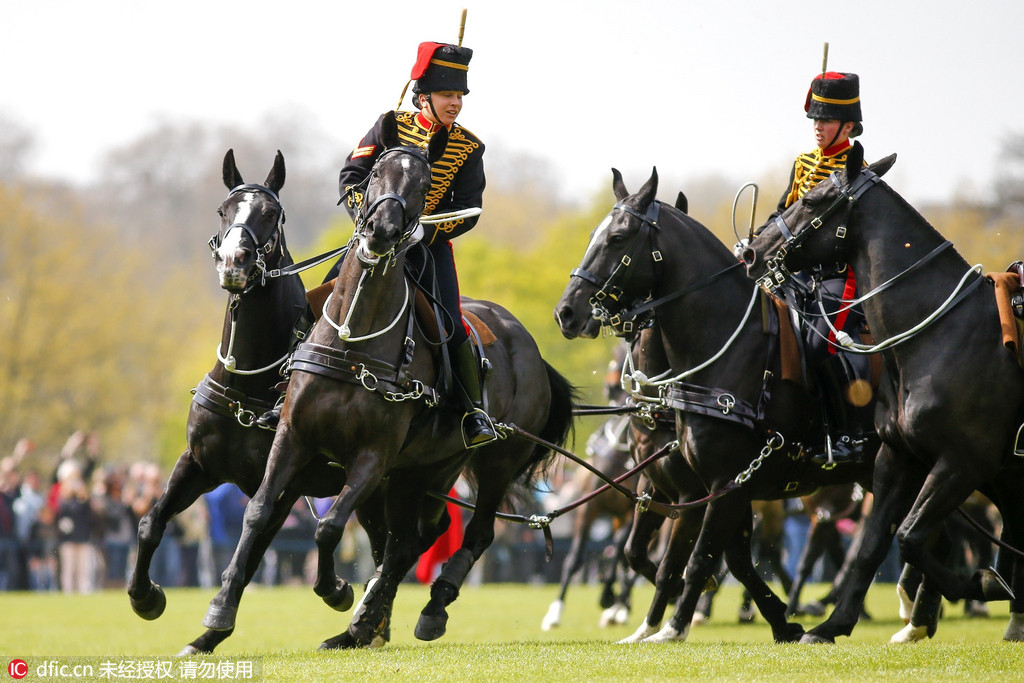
[127,151,385,654]
[742,141,1024,643]
[202,113,576,649]
[555,168,879,643]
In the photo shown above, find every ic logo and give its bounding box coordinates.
[8,660,28,679]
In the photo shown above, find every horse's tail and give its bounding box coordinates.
[507,360,580,498]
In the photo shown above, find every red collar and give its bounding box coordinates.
[415,110,452,132]
[820,140,852,157]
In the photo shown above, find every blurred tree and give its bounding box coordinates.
[0,184,217,468]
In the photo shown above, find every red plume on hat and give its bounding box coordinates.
[411,42,448,80]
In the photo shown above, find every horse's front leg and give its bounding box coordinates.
[182,488,299,653]
[314,453,392,650]
[128,450,214,620]
[203,429,308,631]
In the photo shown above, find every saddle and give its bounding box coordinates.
[304,277,496,346]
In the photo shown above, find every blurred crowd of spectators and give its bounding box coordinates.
[0,432,327,593]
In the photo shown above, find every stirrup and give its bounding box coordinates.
[1015,421,1024,456]
[462,408,497,449]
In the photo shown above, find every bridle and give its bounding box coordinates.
[352,147,430,266]
[325,146,431,342]
[571,200,743,337]
[209,183,286,294]
[758,168,881,294]
[571,200,663,335]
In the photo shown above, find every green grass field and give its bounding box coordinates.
[3,582,1024,681]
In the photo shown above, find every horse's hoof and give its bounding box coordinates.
[890,623,929,644]
[617,622,659,644]
[176,645,204,657]
[323,579,355,612]
[799,632,835,644]
[977,568,1014,602]
[599,603,629,627]
[541,600,563,631]
[414,611,448,641]
[202,603,237,631]
[129,583,166,621]
[318,631,359,650]
[776,623,805,643]
[1004,612,1024,641]
[738,604,757,623]
[641,622,690,643]
[599,586,616,610]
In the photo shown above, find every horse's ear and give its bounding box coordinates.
[381,111,400,149]
[427,125,449,164]
[845,141,865,186]
[265,150,285,194]
[636,167,658,208]
[674,191,688,214]
[223,149,243,190]
[870,153,897,178]
[612,168,628,201]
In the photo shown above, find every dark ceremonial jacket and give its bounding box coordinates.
[776,140,853,212]
[339,110,485,245]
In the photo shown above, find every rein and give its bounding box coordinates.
[761,166,987,354]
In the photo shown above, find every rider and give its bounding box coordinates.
[256,41,495,447]
[768,71,873,466]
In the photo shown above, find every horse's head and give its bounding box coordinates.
[354,112,448,265]
[554,167,661,339]
[741,142,896,291]
[212,149,287,293]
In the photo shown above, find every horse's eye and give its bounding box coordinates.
[217,208,225,218]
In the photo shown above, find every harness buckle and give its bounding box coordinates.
[836,225,848,239]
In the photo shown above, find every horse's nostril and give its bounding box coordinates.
[740,247,757,266]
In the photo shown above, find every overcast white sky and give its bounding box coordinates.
[4,0,1023,207]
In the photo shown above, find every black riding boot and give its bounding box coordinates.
[810,353,871,466]
[452,339,496,448]
[255,306,315,430]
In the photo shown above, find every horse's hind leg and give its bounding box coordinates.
[414,480,504,641]
[128,451,214,620]
[720,508,803,642]
[897,466,1012,603]
[804,445,921,643]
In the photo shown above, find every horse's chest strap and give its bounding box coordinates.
[662,383,760,429]
[289,342,438,404]
[192,374,277,427]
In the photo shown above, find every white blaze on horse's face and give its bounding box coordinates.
[582,213,614,267]
[216,194,256,288]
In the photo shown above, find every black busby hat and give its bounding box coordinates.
[411,42,472,95]
[805,72,862,136]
